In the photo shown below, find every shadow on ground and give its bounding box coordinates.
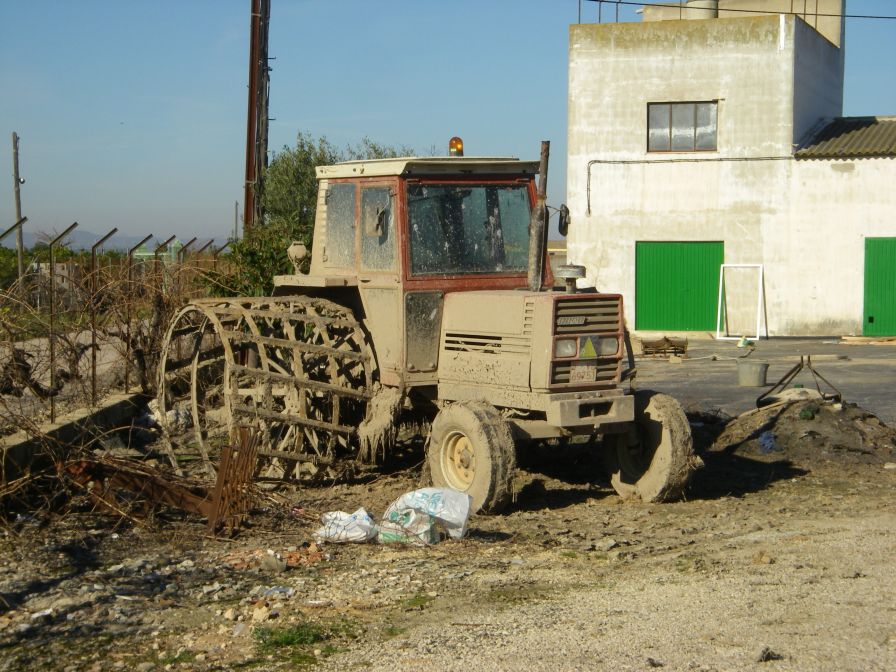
[688,453,807,500]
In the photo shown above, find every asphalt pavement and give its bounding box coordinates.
[631,337,896,424]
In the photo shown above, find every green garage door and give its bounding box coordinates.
[636,241,724,331]
[864,238,896,336]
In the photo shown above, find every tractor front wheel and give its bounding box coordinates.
[428,401,516,514]
[604,390,699,502]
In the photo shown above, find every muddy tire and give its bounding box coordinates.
[604,390,697,502]
[428,401,516,514]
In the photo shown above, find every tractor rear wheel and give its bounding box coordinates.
[428,401,516,514]
[604,390,698,502]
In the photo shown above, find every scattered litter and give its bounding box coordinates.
[758,431,780,454]
[377,488,472,546]
[145,398,193,432]
[313,508,377,544]
[884,463,896,471]
[310,488,472,546]
[799,403,820,420]
[262,586,295,599]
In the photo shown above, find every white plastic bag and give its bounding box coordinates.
[378,488,472,545]
[313,507,377,544]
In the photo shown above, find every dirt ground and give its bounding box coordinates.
[1,396,895,672]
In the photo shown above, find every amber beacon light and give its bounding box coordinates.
[448,136,464,156]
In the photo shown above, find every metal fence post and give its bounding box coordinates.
[125,235,153,393]
[90,228,117,406]
[213,241,231,272]
[195,239,214,275]
[48,222,78,422]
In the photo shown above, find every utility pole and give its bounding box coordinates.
[243,0,270,233]
[11,132,24,289]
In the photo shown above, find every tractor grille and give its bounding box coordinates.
[443,333,531,355]
[553,296,622,334]
[550,294,623,388]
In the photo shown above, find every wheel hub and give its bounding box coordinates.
[444,432,475,488]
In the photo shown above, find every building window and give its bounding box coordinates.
[648,102,717,152]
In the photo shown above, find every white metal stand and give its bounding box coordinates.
[715,263,765,341]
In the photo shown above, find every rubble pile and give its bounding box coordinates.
[713,399,896,464]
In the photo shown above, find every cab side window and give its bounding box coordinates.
[325,182,356,268]
[360,187,395,271]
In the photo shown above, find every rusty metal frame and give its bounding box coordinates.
[206,428,260,533]
[65,430,260,535]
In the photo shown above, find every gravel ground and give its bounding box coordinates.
[1,399,895,671]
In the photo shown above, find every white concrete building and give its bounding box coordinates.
[566,0,896,336]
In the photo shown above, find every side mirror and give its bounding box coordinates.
[557,204,570,237]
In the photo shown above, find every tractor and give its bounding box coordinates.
[158,141,699,512]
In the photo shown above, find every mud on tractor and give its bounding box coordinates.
[158,142,700,513]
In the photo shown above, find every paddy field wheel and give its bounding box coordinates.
[158,297,374,481]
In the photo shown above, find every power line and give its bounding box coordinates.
[583,1,896,21]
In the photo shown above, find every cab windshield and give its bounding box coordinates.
[407,182,531,275]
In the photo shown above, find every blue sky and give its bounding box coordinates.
[1,1,894,244]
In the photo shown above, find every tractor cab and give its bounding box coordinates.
[273,156,552,388]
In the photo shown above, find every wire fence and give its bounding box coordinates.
[0,251,224,432]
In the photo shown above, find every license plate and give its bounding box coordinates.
[569,363,597,383]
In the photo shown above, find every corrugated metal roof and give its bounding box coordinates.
[796,117,896,159]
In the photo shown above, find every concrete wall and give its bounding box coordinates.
[567,16,799,332]
[777,158,896,334]
[643,0,845,48]
[568,16,798,161]
[792,17,844,143]
[567,11,892,336]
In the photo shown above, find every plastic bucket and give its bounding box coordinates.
[737,360,769,387]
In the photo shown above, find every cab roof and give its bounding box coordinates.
[315,157,540,180]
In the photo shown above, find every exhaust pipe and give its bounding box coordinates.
[528,141,550,292]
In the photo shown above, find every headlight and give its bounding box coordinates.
[554,338,577,358]
[597,337,619,356]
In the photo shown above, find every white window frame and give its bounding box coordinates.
[715,264,766,341]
